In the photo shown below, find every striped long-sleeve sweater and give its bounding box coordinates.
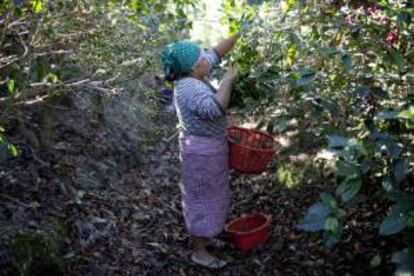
[174,50,227,138]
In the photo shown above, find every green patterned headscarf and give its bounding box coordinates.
[161,40,201,80]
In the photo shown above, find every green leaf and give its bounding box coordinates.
[294,71,316,87]
[32,0,43,13]
[319,47,337,59]
[297,202,331,232]
[391,194,414,214]
[393,159,408,184]
[8,144,18,157]
[329,199,338,209]
[274,117,289,132]
[370,254,382,267]
[247,0,266,5]
[336,161,360,178]
[286,44,297,65]
[297,217,326,232]
[397,12,411,28]
[281,0,296,13]
[407,215,414,228]
[128,0,139,9]
[325,233,340,247]
[63,251,76,259]
[390,48,406,73]
[385,141,403,159]
[324,217,339,233]
[7,79,15,94]
[321,99,339,117]
[45,73,59,84]
[0,126,4,132]
[374,110,398,121]
[378,0,387,7]
[392,248,414,275]
[371,87,389,100]
[345,139,367,158]
[382,177,393,192]
[354,86,371,98]
[266,121,274,133]
[320,192,334,204]
[398,107,414,120]
[379,213,407,236]
[327,135,349,149]
[341,53,352,69]
[336,178,361,203]
[405,120,414,129]
[374,134,402,159]
[289,32,302,48]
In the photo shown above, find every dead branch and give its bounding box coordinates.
[35,49,75,57]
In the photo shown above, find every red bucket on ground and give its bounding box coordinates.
[225,213,271,251]
[227,126,276,174]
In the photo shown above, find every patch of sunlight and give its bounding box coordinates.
[316,148,337,161]
[275,164,301,189]
[275,136,292,148]
[189,0,227,47]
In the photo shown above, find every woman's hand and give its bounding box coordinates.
[223,63,238,81]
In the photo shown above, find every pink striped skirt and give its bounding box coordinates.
[179,134,230,237]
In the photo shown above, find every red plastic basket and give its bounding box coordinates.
[227,126,276,174]
[225,213,271,251]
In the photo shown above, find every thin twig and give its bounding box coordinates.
[0,193,31,208]
[0,168,18,180]
[22,95,50,105]
[18,30,29,58]
[0,56,20,69]
[35,49,74,57]
[7,16,28,28]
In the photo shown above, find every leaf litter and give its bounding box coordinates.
[0,112,404,275]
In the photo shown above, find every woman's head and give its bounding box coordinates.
[161,40,209,81]
[191,50,211,79]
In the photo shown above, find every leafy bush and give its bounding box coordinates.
[0,0,194,159]
[222,0,413,273]
[8,230,65,276]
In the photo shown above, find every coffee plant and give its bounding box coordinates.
[222,0,413,273]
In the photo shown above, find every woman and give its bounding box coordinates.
[161,34,239,269]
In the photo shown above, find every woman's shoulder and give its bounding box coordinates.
[176,77,207,91]
[176,77,202,84]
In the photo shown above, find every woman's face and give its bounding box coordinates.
[192,52,210,78]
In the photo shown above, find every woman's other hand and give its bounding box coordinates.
[223,63,238,81]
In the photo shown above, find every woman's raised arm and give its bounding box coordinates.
[214,34,240,59]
